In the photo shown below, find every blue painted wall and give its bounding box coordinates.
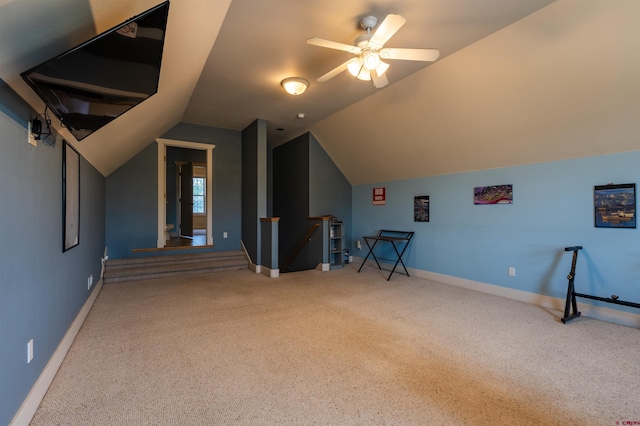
[105,123,242,258]
[164,123,242,252]
[352,151,640,314]
[0,81,105,425]
[309,133,352,250]
[105,142,157,258]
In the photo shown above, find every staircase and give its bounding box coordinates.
[103,251,248,284]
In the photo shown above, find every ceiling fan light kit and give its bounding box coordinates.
[376,61,389,76]
[281,77,309,95]
[307,14,440,89]
[347,57,389,82]
[362,51,380,70]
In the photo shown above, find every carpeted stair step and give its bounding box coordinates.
[104,251,248,284]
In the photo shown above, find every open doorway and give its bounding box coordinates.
[165,160,207,247]
[156,138,215,248]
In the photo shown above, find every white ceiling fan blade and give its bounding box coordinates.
[379,48,440,62]
[371,70,388,88]
[369,14,406,49]
[306,38,362,54]
[317,57,359,82]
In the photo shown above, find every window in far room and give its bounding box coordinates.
[193,165,206,214]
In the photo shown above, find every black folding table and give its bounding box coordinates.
[357,230,414,281]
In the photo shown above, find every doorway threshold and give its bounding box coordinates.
[132,244,214,253]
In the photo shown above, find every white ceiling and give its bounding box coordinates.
[1,0,638,184]
[183,0,555,147]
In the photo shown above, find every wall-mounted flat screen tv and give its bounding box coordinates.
[21,1,170,141]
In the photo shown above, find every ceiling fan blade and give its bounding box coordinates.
[306,37,362,54]
[379,48,440,62]
[369,14,406,49]
[371,70,389,88]
[317,57,359,82]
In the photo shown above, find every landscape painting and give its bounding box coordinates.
[594,183,636,228]
[474,184,513,205]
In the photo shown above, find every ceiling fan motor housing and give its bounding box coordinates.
[360,16,378,31]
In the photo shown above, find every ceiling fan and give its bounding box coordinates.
[307,14,440,88]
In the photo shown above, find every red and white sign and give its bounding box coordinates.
[373,187,386,205]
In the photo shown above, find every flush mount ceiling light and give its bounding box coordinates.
[281,77,309,95]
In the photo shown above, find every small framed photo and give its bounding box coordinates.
[414,196,429,222]
[594,183,636,228]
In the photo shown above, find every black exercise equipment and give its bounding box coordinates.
[561,246,640,324]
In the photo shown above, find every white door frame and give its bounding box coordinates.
[156,138,215,247]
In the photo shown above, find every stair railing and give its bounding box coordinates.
[280,223,320,273]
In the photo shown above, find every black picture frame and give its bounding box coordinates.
[63,141,80,251]
[414,195,429,222]
[594,183,636,229]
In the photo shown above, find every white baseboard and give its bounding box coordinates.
[353,257,640,329]
[316,263,330,272]
[260,266,280,278]
[249,262,261,274]
[241,240,278,278]
[10,277,104,426]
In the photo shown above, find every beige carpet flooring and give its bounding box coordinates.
[30,266,640,425]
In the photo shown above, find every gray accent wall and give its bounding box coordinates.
[0,80,106,425]
[273,132,352,271]
[241,119,267,264]
[273,134,311,270]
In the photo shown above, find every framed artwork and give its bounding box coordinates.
[414,196,429,222]
[594,183,636,228]
[474,184,513,205]
[373,187,386,205]
[63,141,80,251]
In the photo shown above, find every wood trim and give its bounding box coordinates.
[308,215,333,221]
[260,217,280,222]
[131,245,214,253]
[156,139,216,247]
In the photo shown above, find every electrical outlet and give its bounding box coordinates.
[27,121,37,146]
[508,267,516,277]
[88,274,93,290]
[356,240,362,250]
[223,232,228,239]
[27,339,33,363]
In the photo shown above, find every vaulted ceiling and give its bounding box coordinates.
[1,0,638,184]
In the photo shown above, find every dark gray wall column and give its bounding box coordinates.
[241,119,267,265]
[260,217,279,277]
